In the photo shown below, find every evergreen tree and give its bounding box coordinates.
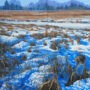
[3,0,10,10]
[9,0,23,10]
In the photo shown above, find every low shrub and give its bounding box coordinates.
[75,55,86,64]
[30,42,36,46]
[38,78,61,90]
[21,55,27,61]
[50,41,60,50]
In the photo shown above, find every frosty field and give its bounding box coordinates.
[0,12,90,90]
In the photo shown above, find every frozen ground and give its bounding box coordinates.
[0,20,90,29]
[0,17,90,90]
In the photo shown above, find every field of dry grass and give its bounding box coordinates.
[0,10,90,20]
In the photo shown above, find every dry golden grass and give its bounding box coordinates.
[31,30,61,39]
[38,78,60,90]
[50,40,58,50]
[0,10,90,20]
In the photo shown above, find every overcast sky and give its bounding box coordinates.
[0,0,90,6]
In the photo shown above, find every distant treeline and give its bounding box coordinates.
[0,0,90,10]
[0,0,23,10]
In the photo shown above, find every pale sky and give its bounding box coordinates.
[0,0,90,6]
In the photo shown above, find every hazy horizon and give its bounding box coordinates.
[0,0,90,6]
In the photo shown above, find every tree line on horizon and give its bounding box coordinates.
[0,0,90,10]
[0,0,22,10]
